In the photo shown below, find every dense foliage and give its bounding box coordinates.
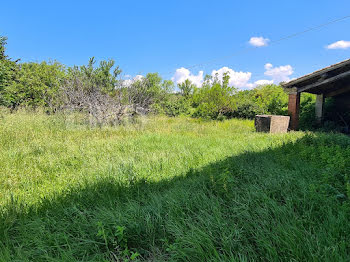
[0,36,19,106]
[4,61,65,109]
[0,36,290,119]
[1,35,350,261]
[1,35,347,131]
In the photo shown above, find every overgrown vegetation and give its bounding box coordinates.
[0,112,349,261]
[0,35,330,129]
[1,35,350,261]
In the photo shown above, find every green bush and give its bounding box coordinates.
[3,61,66,109]
[298,94,350,132]
[299,93,317,130]
[67,57,121,96]
[192,73,236,119]
[152,94,192,117]
[254,84,288,115]
[228,85,288,119]
[125,73,173,111]
[0,36,19,107]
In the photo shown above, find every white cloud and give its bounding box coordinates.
[263,63,293,84]
[122,74,144,87]
[171,67,253,89]
[249,36,269,47]
[248,63,294,87]
[211,67,252,89]
[245,79,274,89]
[326,40,350,50]
[264,63,273,70]
[254,79,274,86]
[171,63,294,90]
[171,67,204,87]
[133,75,144,81]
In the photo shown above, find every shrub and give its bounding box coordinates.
[152,94,192,117]
[3,61,66,109]
[60,58,128,126]
[299,93,317,130]
[178,79,195,98]
[124,73,172,112]
[253,84,288,115]
[230,85,288,119]
[0,36,19,107]
[192,73,236,119]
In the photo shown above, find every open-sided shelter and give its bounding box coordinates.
[282,59,350,130]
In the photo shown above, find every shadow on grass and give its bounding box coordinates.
[1,134,350,261]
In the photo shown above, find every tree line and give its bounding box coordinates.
[1,36,319,128]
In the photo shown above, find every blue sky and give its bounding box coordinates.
[2,0,350,89]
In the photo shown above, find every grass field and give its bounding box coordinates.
[1,111,350,261]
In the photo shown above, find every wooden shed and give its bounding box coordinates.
[281,59,350,130]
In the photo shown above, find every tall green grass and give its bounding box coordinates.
[0,111,349,261]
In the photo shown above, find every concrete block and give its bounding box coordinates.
[255,115,290,133]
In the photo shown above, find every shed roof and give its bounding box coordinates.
[281,59,350,96]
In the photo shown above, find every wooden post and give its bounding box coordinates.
[287,87,300,130]
[315,94,324,124]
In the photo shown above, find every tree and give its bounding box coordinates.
[3,61,66,109]
[192,72,236,119]
[0,36,7,60]
[178,79,196,98]
[253,84,288,115]
[61,58,127,126]
[67,57,122,96]
[0,36,19,106]
[125,73,173,112]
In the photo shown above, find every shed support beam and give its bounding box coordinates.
[297,70,350,93]
[287,87,300,130]
[325,85,350,97]
[315,94,324,124]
